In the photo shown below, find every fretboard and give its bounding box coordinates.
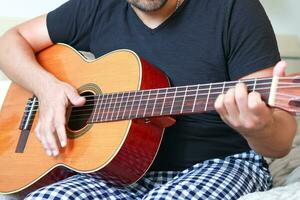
[89,78,272,123]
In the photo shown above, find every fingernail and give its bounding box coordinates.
[61,140,66,147]
[53,150,59,156]
[46,150,52,156]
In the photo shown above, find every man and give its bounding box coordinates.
[0,0,297,199]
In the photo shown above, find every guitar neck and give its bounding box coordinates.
[89,78,272,123]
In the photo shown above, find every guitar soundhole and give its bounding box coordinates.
[67,91,94,132]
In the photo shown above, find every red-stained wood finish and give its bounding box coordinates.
[0,44,299,194]
[97,56,176,186]
[0,44,174,194]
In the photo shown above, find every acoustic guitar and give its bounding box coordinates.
[0,44,299,194]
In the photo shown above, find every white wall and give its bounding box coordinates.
[0,0,67,19]
[260,0,300,37]
[0,0,298,37]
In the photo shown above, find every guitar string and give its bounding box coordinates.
[24,81,300,112]
[24,81,300,108]
[25,83,300,109]
[24,79,273,104]
[23,76,300,104]
[22,94,296,124]
[30,82,300,107]
[67,95,299,120]
[24,96,297,125]
[66,93,296,118]
[24,86,300,121]
[24,81,299,109]
[24,84,300,114]
[274,93,300,98]
[24,92,297,124]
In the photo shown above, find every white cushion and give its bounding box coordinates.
[238,182,300,200]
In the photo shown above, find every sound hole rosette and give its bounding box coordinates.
[66,83,102,139]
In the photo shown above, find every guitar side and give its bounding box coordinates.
[0,44,172,194]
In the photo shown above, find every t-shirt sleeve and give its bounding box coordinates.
[46,0,101,51]
[225,0,281,80]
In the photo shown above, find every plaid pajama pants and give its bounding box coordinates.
[25,150,271,200]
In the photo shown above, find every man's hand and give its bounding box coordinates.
[215,62,297,157]
[214,82,274,137]
[35,80,85,157]
[0,14,80,157]
[214,61,294,148]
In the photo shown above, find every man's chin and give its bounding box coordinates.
[127,0,168,12]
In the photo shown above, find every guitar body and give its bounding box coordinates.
[2,44,299,195]
[0,44,173,194]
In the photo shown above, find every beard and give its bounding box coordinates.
[127,0,168,12]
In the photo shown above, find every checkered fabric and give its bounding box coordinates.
[25,150,271,200]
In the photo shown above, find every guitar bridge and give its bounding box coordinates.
[16,95,38,153]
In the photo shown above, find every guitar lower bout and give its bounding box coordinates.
[0,44,173,194]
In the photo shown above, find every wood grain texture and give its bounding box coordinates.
[0,44,145,193]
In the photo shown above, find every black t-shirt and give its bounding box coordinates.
[47,0,280,171]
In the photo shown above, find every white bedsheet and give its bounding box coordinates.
[239,182,300,200]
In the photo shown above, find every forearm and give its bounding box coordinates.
[0,29,56,96]
[244,109,297,158]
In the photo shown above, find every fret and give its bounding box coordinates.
[206,83,225,112]
[243,79,257,92]
[182,85,198,113]
[255,78,271,90]
[121,92,131,120]
[225,81,237,90]
[142,90,152,117]
[96,94,105,122]
[153,88,167,116]
[128,91,138,119]
[160,88,169,116]
[105,93,114,121]
[171,87,187,115]
[169,87,178,114]
[92,95,101,123]
[100,94,109,121]
[253,78,257,92]
[89,78,276,122]
[221,81,226,94]
[135,91,144,118]
[180,87,188,114]
[150,89,159,117]
[192,85,200,112]
[185,84,209,113]
[116,92,125,120]
[110,93,120,121]
[254,78,272,101]
[204,83,212,111]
